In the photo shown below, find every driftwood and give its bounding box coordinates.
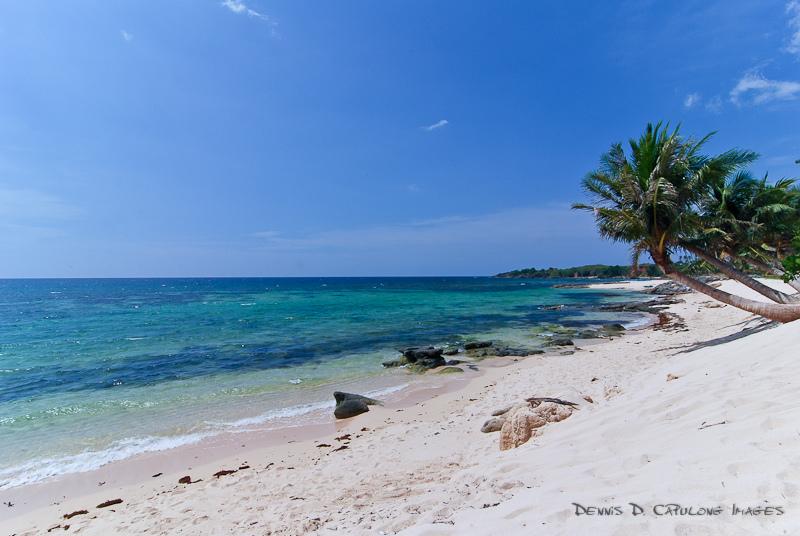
[63,510,88,519]
[96,499,123,509]
[525,397,579,408]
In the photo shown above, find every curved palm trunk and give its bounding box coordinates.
[725,252,800,296]
[682,244,798,304]
[658,264,800,323]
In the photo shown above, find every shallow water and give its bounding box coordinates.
[0,277,647,488]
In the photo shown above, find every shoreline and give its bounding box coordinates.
[5,277,796,534]
[0,282,654,497]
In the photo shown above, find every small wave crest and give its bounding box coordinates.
[0,432,210,490]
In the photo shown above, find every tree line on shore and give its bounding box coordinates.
[574,122,800,323]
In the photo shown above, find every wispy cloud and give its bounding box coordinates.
[221,0,269,21]
[705,95,723,113]
[120,30,133,42]
[248,205,598,254]
[786,1,800,58]
[683,93,701,108]
[422,119,448,131]
[221,0,278,36]
[730,71,800,105]
[0,187,80,245]
[0,187,79,222]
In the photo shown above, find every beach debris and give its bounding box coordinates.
[582,395,594,404]
[525,396,579,408]
[3,501,13,507]
[238,464,250,470]
[333,391,383,419]
[332,445,349,452]
[699,420,727,430]
[151,472,163,478]
[213,469,237,478]
[437,366,464,374]
[96,498,123,508]
[316,443,332,448]
[63,510,88,520]
[177,475,202,485]
[335,433,351,441]
[667,373,680,381]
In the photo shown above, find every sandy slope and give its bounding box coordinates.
[3,279,798,535]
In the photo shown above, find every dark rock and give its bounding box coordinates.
[401,346,444,361]
[647,281,691,295]
[334,399,370,419]
[576,329,601,339]
[464,341,493,350]
[442,346,460,356]
[333,392,383,419]
[602,323,626,332]
[546,337,574,347]
[437,366,464,374]
[398,347,446,370]
[599,297,682,314]
[445,359,464,366]
[381,358,407,368]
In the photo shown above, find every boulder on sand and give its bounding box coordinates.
[333,392,383,419]
[499,401,574,450]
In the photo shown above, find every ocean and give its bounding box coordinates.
[0,277,648,489]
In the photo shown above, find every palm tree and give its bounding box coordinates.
[573,122,800,323]
[683,171,800,303]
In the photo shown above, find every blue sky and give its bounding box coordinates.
[1,0,799,277]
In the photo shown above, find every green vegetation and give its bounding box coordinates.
[573,122,800,322]
[496,264,660,278]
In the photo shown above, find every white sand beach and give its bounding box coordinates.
[3,278,799,535]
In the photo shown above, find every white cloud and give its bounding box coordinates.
[422,119,448,131]
[221,0,270,22]
[251,230,281,239]
[730,71,800,105]
[705,95,723,114]
[683,93,701,108]
[120,30,133,42]
[786,1,800,58]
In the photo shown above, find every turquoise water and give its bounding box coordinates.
[0,277,646,488]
